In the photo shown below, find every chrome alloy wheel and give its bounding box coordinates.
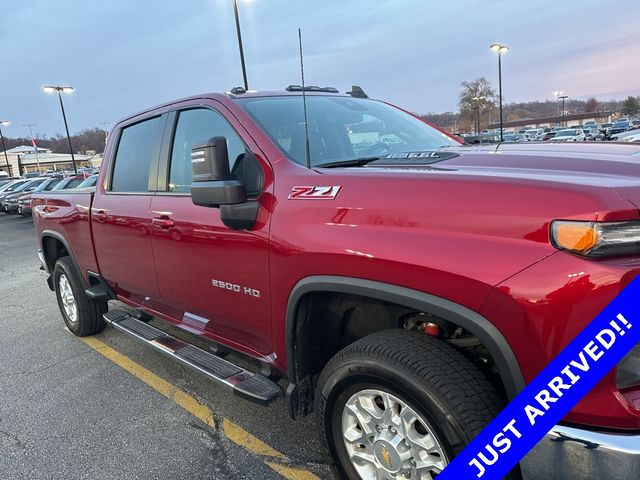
[58,273,78,323]
[342,389,447,480]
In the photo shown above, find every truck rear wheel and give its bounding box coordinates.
[53,256,107,336]
[316,329,520,479]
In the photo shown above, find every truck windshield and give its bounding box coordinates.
[236,96,460,167]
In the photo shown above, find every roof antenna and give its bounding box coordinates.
[298,28,312,170]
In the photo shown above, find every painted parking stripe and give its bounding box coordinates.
[80,336,320,480]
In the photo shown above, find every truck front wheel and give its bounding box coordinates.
[53,256,107,336]
[316,329,519,479]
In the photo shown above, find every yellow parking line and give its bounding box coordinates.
[81,336,216,428]
[222,418,285,458]
[80,336,320,480]
[266,461,323,480]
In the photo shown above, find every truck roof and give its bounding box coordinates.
[115,88,357,127]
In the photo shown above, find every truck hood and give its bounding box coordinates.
[360,143,640,209]
[289,143,640,301]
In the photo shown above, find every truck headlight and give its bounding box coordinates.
[617,344,640,389]
[551,220,640,257]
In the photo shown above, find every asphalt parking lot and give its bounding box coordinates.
[0,213,332,480]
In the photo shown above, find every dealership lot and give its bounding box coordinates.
[0,214,331,480]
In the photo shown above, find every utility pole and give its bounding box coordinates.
[559,95,569,126]
[0,121,12,176]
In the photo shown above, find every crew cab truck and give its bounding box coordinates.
[32,88,640,479]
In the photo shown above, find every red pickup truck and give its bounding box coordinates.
[33,88,640,479]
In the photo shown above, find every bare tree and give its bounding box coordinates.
[459,77,497,131]
[584,98,598,113]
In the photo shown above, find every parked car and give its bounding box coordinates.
[16,193,33,216]
[461,134,500,144]
[609,128,640,142]
[609,120,632,137]
[18,176,64,216]
[31,89,640,480]
[3,177,49,213]
[541,131,557,141]
[0,179,34,212]
[620,132,640,143]
[549,128,587,142]
[583,127,604,141]
[75,174,99,189]
[599,123,612,136]
[523,128,544,141]
[51,175,85,191]
[501,132,522,142]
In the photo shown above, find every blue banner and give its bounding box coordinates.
[438,276,640,480]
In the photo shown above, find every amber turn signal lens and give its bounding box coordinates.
[553,223,599,253]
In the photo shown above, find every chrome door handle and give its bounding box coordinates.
[152,217,175,229]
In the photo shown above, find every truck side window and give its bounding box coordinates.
[111,116,162,192]
[168,108,262,195]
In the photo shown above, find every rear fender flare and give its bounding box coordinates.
[41,230,87,288]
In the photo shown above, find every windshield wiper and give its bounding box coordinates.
[314,157,381,168]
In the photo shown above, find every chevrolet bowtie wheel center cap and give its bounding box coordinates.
[342,389,448,479]
[374,437,403,473]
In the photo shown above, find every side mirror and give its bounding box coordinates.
[190,137,246,208]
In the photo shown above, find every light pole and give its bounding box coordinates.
[490,43,509,142]
[97,122,111,148]
[558,94,569,126]
[233,0,249,91]
[23,124,42,173]
[43,85,77,174]
[553,91,563,121]
[472,96,485,135]
[472,106,480,135]
[0,120,12,176]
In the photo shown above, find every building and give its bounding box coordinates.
[0,145,101,177]
[487,111,616,130]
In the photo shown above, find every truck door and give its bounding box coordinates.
[92,114,164,306]
[149,105,273,357]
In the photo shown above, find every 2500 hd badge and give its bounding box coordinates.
[211,278,261,298]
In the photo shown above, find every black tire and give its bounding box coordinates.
[316,329,520,480]
[53,256,107,336]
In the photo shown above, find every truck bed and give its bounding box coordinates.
[32,188,100,282]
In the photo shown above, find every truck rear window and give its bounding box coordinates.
[111,116,162,192]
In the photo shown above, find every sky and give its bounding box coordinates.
[1,0,639,137]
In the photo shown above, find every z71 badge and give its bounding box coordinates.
[288,186,341,200]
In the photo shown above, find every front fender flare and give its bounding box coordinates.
[285,275,525,400]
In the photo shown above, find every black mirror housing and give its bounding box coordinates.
[191,136,247,208]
